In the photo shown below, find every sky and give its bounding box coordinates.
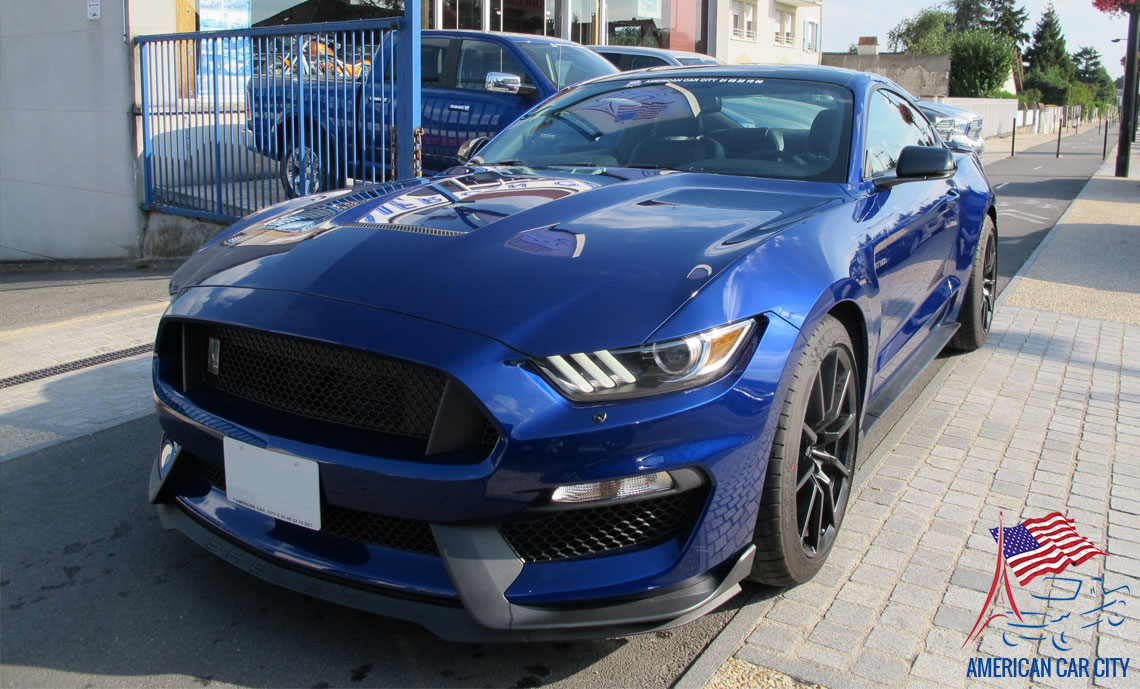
[821,0,1132,80]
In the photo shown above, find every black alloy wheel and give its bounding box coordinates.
[951,216,997,351]
[750,315,860,586]
[796,344,858,556]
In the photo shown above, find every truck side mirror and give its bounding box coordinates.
[485,72,522,94]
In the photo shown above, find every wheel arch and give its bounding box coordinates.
[826,300,869,412]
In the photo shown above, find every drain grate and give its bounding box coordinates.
[0,344,154,389]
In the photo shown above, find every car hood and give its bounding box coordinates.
[917,101,980,122]
[172,167,847,355]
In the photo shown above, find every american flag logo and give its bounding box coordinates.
[579,96,671,123]
[963,511,1107,647]
[989,513,1106,586]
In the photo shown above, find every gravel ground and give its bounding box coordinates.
[703,658,826,689]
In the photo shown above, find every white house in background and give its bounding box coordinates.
[715,0,822,65]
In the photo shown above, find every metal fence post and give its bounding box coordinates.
[1011,116,1016,157]
[395,1,421,180]
[139,42,155,208]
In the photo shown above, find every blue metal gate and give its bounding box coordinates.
[136,14,421,223]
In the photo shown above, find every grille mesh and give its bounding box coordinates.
[500,490,707,563]
[205,325,447,439]
[322,504,439,555]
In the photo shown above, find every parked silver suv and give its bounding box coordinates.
[918,101,985,155]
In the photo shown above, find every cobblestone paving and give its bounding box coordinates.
[733,305,1140,689]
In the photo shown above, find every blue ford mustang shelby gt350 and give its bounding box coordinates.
[150,64,997,641]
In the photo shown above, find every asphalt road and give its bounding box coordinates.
[0,128,1114,689]
[0,267,174,332]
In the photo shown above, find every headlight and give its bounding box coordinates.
[934,117,969,137]
[534,320,756,402]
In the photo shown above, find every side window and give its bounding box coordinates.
[885,91,940,147]
[629,55,669,70]
[457,41,531,91]
[598,51,623,68]
[865,90,936,177]
[421,38,449,87]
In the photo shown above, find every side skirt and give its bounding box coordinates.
[863,322,959,434]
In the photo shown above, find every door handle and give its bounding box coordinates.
[449,104,471,112]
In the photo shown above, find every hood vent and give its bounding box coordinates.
[343,222,467,237]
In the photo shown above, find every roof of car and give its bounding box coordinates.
[586,63,884,89]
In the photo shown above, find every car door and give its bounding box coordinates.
[444,39,541,164]
[864,89,960,392]
[359,36,452,177]
[418,37,459,172]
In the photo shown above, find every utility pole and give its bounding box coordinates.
[1116,6,1140,177]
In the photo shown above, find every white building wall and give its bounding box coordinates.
[0,0,172,261]
[714,0,821,66]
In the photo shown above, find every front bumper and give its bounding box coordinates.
[150,286,801,639]
[157,499,755,641]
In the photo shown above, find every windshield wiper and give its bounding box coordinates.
[626,164,680,171]
[489,159,528,166]
[543,162,600,167]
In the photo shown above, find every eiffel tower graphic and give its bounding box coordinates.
[963,511,1024,648]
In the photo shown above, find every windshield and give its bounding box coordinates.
[477,76,854,183]
[517,42,619,90]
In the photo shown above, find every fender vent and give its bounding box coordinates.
[342,222,466,237]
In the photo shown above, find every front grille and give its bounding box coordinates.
[204,325,446,439]
[500,490,708,563]
[323,504,439,555]
[967,118,983,139]
[178,452,438,555]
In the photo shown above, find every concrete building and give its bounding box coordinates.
[713,0,821,66]
[0,0,822,261]
[1,1,177,261]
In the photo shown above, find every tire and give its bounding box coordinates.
[950,216,997,351]
[749,315,860,586]
[280,134,343,199]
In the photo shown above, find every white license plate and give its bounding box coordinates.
[223,437,321,531]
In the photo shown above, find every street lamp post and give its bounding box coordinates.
[1116,6,1140,176]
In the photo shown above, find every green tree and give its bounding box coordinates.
[1024,65,1072,104]
[1071,46,1104,81]
[1024,3,1074,80]
[888,8,1014,96]
[947,29,1016,96]
[1071,46,1117,101]
[887,9,953,52]
[948,0,991,31]
[986,0,1030,51]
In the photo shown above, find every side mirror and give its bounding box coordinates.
[486,72,522,94]
[457,136,490,163]
[875,146,957,188]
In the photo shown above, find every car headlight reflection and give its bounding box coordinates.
[535,320,755,401]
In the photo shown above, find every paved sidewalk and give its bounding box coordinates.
[0,302,166,460]
[698,150,1140,688]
